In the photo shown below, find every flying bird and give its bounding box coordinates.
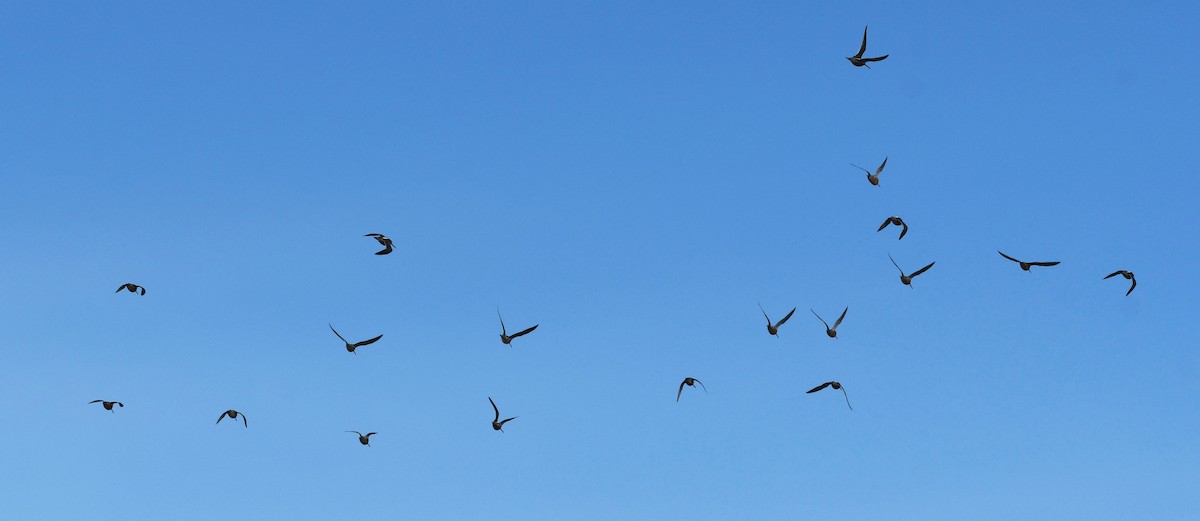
[811,307,849,339]
[329,324,383,354]
[488,397,517,432]
[216,409,248,427]
[758,303,796,337]
[346,431,377,446]
[115,283,145,295]
[997,251,1060,271]
[889,253,935,287]
[877,216,908,239]
[88,400,124,412]
[364,233,394,255]
[847,26,888,68]
[1104,270,1137,296]
[807,381,853,410]
[676,377,707,402]
[497,309,538,346]
[851,157,888,186]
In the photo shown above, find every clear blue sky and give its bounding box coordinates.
[2,2,1197,519]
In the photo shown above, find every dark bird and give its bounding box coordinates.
[216,409,248,427]
[1104,270,1137,296]
[676,377,707,402]
[889,253,935,287]
[488,397,517,432]
[364,233,394,255]
[88,400,124,412]
[998,251,1060,271]
[807,381,853,410]
[758,303,796,337]
[877,216,908,239]
[811,307,849,339]
[115,283,145,295]
[329,324,383,354]
[346,431,377,446]
[847,26,888,68]
[497,308,538,346]
[851,157,888,186]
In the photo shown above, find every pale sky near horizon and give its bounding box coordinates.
[1,2,1198,519]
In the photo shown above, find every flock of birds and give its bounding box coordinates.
[88,26,1139,445]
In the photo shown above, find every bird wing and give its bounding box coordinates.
[329,324,348,344]
[115,284,128,293]
[138,286,145,295]
[911,261,936,278]
[833,307,848,330]
[875,156,888,176]
[497,309,507,336]
[352,334,383,348]
[366,432,377,438]
[863,55,888,62]
[499,416,517,426]
[693,379,707,393]
[216,412,227,424]
[757,302,771,325]
[877,219,891,232]
[89,400,103,404]
[346,431,362,436]
[115,402,124,407]
[364,233,383,238]
[1030,261,1060,266]
[241,414,248,427]
[811,309,830,330]
[998,251,1021,264]
[677,380,686,402]
[1127,277,1136,296]
[807,382,832,393]
[510,324,538,338]
[888,253,904,275]
[840,387,853,410]
[375,243,393,255]
[898,222,908,240]
[776,307,796,327]
[850,163,872,175]
[1103,271,1122,279]
[854,26,868,58]
[489,397,500,422]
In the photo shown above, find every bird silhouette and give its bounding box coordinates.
[851,157,888,186]
[364,233,394,255]
[115,283,145,295]
[877,216,908,239]
[497,309,538,346]
[889,253,935,287]
[216,409,248,427]
[998,251,1060,271]
[676,377,707,402]
[807,381,853,410]
[758,303,796,337]
[1104,270,1137,296]
[811,307,849,338]
[88,400,124,412]
[489,397,517,432]
[329,324,383,354]
[847,26,888,68]
[346,431,377,446]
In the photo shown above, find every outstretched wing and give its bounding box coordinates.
[911,261,936,278]
[114,402,124,407]
[693,379,707,393]
[329,324,348,344]
[850,163,872,175]
[346,430,363,436]
[807,382,833,394]
[877,219,891,232]
[875,156,888,176]
[137,286,145,295]
[1127,277,1136,296]
[1103,271,1122,279]
[499,416,517,427]
[241,414,248,428]
[375,243,393,255]
[840,387,854,410]
[366,432,377,438]
[997,251,1021,264]
[510,324,538,338]
[216,412,227,424]
[757,302,771,325]
[854,26,868,58]
[811,309,830,330]
[351,334,383,348]
[776,307,796,327]
[1030,261,1060,267]
[497,308,507,336]
[863,55,888,62]
[677,380,686,402]
[833,307,848,330]
[898,221,908,240]
[489,396,500,422]
[89,400,103,404]
[888,253,904,275]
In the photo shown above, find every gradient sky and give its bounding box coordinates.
[2,2,1197,519]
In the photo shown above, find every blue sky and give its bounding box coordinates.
[1,1,1197,519]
